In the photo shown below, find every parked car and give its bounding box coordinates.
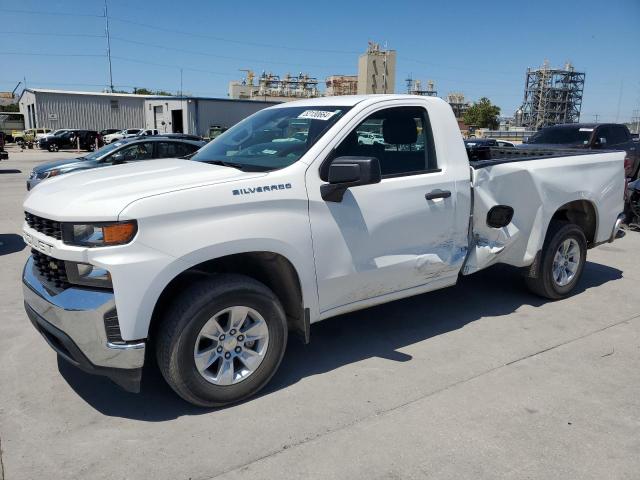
[136,129,159,137]
[100,128,121,137]
[104,128,143,144]
[464,138,498,160]
[27,136,205,189]
[358,131,384,145]
[625,178,640,229]
[38,130,103,152]
[522,123,640,179]
[0,132,8,160]
[22,95,625,406]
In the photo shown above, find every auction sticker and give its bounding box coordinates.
[298,110,338,121]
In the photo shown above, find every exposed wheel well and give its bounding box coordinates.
[551,200,597,246]
[149,252,307,344]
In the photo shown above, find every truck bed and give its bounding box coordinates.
[468,146,595,169]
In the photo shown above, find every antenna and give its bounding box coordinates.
[104,0,114,93]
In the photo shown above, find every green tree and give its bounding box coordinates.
[463,97,501,129]
[0,103,20,112]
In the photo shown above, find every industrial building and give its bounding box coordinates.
[18,89,149,131]
[144,96,279,137]
[229,42,398,99]
[405,76,437,96]
[325,75,358,96]
[228,70,320,102]
[516,61,585,129]
[357,42,396,94]
[19,88,278,137]
[446,92,470,120]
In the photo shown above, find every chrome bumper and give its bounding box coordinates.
[609,213,626,242]
[23,256,145,390]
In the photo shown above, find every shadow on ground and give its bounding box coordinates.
[58,261,622,421]
[0,233,26,255]
[0,169,21,174]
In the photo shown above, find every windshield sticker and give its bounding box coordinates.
[579,128,594,132]
[297,110,338,121]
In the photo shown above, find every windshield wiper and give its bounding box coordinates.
[205,160,246,170]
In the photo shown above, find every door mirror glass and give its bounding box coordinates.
[322,156,381,202]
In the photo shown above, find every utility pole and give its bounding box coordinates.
[104,0,114,93]
[180,68,183,97]
[592,114,600,123]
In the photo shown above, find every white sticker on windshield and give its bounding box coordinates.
[579,128,594,132]
[297,110,338,121]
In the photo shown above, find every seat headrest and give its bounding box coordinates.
[383,116,418,144]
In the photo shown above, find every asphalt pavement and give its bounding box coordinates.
[1,145,638,480]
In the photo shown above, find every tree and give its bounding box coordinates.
[0,103,20,112]
[463,97,501,129]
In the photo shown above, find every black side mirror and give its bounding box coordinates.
[321,156,381,202]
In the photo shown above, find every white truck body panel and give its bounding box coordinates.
[23,95,625,345]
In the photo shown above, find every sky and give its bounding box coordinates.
[1,0,639,123]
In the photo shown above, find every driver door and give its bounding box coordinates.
[306,102,469,316]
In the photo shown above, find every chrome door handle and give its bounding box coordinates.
[425,189,451,200]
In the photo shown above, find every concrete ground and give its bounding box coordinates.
[1,146,639,480]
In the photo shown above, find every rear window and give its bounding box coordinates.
[529,127,592,145]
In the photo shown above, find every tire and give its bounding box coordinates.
[156,274,288,407]
[525,221,587,299]
[48,144,58,152]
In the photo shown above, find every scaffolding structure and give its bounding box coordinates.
[325,75,358,96]
[518,61,585,129]
[405,76,437,96]
[229,70,320,100]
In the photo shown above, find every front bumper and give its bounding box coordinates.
[23,256,146,392]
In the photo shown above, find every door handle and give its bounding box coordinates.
[425,189,451,201]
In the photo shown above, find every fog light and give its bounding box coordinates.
[65,261,112,289]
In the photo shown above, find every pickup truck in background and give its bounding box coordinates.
[22,95,626,407]
[522,123,640,179]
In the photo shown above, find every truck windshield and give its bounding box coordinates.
[528,127,593,145]
[191,106,351,171]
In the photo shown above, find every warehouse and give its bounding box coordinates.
[144,96,279,137]
[18,88,149,131]
[18,88,280,137]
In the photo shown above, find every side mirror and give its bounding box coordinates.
[321,156,381,202]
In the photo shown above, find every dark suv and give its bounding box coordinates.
[523,123,640,179]
[38,130,103,152]
[28,136,205,190]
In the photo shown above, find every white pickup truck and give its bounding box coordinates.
[22,95,625,407]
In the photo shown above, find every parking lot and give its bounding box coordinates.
[0,146,639,480]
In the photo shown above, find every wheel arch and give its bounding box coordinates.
[148,251,309,346]
[549,199,598,246]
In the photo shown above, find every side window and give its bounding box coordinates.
[329,106,437,178]
[114,142,154,161]
[157,142,198,158]
[597,126,611,145]
[609,126,628,145]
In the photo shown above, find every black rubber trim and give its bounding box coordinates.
[25,302,142,392]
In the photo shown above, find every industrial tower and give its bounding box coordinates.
[517,61,585,129]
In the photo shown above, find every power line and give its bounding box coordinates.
[109,36,354,70]
[107,16,360,55]
[0,8,103,18]
[0,31,105,38]
[0,52,105,57]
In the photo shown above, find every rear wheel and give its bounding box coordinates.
[526,221,587,299]
[156,274,287,407]
[48,144,59,152]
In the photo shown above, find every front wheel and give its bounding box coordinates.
[525,221,587,299]
[156,274,288,407]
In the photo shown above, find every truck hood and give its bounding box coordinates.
[24,158,266,221]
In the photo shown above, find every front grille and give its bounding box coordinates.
[31,249,70,289]
[25,212,62,240]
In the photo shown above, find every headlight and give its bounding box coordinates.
[42,169,61,179]
[65,261,112,289]
[62,221,137,247]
